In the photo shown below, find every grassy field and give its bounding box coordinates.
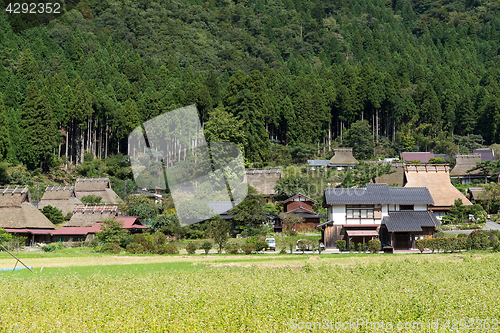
[1,252,499,332]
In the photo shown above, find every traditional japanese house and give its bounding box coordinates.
[0,186,56,245]
[318,184,439,250]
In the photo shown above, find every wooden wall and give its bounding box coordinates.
[323,225,343,248]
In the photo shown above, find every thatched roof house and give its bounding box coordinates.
[404,164,472,215]
[75,178,122,204]
[64,205,118,227]
[0,186,56,245]
[0,186,55,230]
[38,185,78,216]
[328,148,358,169]
[244,168,281,197]
[450,154,486,184]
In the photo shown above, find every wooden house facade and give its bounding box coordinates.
[282,193,324,231]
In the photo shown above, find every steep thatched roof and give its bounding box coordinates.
[74,178,122,204]
[64,205,119,227]
[244,168,281,195]
[450,154,483,176]
[0,186,56,229]
[75,178,110,191]
[38,185,78,215]
[404,164,472,210]
[328,148,358,166]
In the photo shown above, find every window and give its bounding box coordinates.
[400,205,414,211]
[346,205,374,219]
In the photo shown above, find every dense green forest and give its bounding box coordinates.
[1,0,500,171]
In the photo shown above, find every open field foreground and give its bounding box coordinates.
[1,254,500,332]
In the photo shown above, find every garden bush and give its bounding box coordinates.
[157,242,179,255]
[368,239,381,253]
[102,243,121,254]
[41,244,57,252]
[200,241,212,254]
[126,243,144,254]
[185,242,197,254]
[241,243,256,255]
[335,240,346,252]
[225,241,240,254]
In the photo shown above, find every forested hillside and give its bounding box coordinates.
[1,0,500,170]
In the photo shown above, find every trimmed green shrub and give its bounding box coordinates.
[241,243,256,255]
[368,239,381,253]
[185,242,197,254]
[349,242,355,253]
[279,247,287,254]
[126,243,144,254]
[200,241,212,254]
[335,240,346,252]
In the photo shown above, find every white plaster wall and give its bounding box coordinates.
[382,204,389,217]
[331,205,346,224]
[414,204,427,211]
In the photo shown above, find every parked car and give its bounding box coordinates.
[265,238,276,251]
[296,240,325,251]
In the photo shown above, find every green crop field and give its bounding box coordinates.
[1,253,499,332]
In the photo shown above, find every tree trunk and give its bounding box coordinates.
[65,126,69,169]
[105,123,108,159]
[376,108,379,142]
[80,125,84,164]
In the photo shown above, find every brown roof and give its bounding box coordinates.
[329,148,358,165]
[75,178,111,191]
[244,168,281,195]
[404,164,472,209]
[450,154,483,176]
[38,186,78,215]
[64,205,118,227]
[0,186,56,229]
[74,178,122,204]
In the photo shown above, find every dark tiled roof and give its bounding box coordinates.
[473,148,496,162]
[382,211,440,232]
[324,184,434,205]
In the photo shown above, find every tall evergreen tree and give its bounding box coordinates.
[19,84,58,169]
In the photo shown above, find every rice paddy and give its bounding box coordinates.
[1,253,499,332]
